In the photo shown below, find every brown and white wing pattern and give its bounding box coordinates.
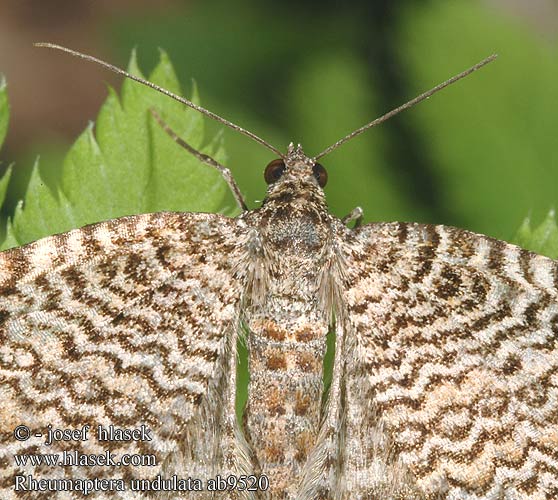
[0,212,251,499]
[339,222,558,499]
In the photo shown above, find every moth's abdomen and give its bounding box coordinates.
[244,314,328,499]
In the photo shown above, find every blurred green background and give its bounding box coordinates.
[0,0,557,242]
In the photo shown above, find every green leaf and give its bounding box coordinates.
[2,220,19,250]
[513,210,558,259]
[0,78,13,242]
[0,165,12,209]
[2,51,231,249]
[10,159,74,245]
[0,77,8,150]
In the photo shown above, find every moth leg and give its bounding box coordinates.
[342,206,363,228]
[151,107,248,212]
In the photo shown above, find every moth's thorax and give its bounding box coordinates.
[257,204,332,259]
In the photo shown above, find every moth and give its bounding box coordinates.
[0,45,557,500]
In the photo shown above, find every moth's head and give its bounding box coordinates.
[263,143,327,200]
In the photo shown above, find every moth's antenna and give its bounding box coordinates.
[314,54,497,160]
[34,42,284,158]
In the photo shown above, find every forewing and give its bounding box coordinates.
[339,222,558,499]
[0,212,250,499]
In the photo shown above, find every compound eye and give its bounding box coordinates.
[312,162,328,187]
[264,159,286,184]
